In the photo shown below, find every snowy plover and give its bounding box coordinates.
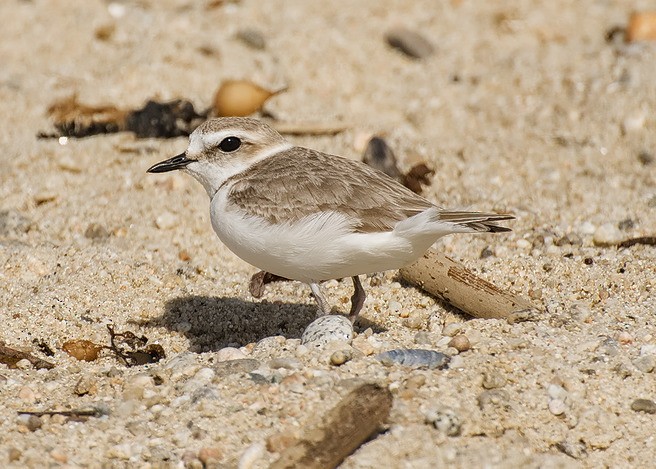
[148,118,513,320]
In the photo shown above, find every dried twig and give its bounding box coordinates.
[18,407,108,418]
[0,343,54,370]
[270,383,392,469]
[617,236,656,248]
[399,248,539,320]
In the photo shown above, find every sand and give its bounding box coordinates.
[1,0,655,467]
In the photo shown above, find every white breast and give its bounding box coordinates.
[208,189,449,282]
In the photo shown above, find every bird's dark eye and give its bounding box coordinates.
[218,136,241,152]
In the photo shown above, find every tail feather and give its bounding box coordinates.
[438,211,514,233]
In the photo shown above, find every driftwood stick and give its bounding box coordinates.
[399,249,538,320]
[0,343,55,370]
[270,383,392,469]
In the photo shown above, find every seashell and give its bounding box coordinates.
[301,315,354,348]
[62,339,103,361]
[375,348,449,369]
[212,80,284,117]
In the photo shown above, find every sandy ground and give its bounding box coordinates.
[1,0,656,467]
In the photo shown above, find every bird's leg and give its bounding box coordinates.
[309,282,332,315]
[348,275,366,323]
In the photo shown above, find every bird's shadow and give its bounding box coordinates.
[134,295,386,352]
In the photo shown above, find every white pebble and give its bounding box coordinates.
[640,344,656,356]
[238,442,266,469]
[593,223,622,246]
[442,323,463,337]
[547,383,568,400]
[389,301,402,313]
[579,221,596,235]
[216,347,247,361]
[516,239,532,249]
[549,399,567,416]
[621,111,646,134]
[155,211,178,230]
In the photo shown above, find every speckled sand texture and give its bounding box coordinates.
[1,1,656,468]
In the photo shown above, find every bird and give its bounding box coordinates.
[147,117,513,322]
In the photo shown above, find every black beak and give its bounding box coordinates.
[147,153,194,173]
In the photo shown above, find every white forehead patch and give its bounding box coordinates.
[187,129,261,157]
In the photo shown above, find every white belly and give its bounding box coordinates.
[208,190,443,283]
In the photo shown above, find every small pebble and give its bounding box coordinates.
[482,371,507,390]
[449,355,465,369]
[404,373,426,390]
[18,386,36,404]
[18,414,42,432]
[621,112,646,134]
[633,355,656,373]
[549,399,567,416]
[425,407,462,436]
[442,323,463,337]
[216,347,247,361]
[235,28,266,50]
[579,222,596,235]
[8,447,21,462]
[214,358,261,377]
[198,446,223,465]
[388,301,402,313]
[15,359,32,370]
[84,223,110,239]
[301,315,354,347]
[74,375,98,396]
[448,334,471,352]
[556,439,587,459]
[631,398,656,414]
[593,223,623,246]
[403,315,424,330]
[516,238,531,249]
[477,389,510,410]
[123,374,154,400]
[50,449,68,464]
[414,331,432,345]
[547,383,568,400]
[641,344,656,355]
[638,151,654,166]
[385,27,435,59]
[597,337,620,357]
[268,357,302,370]
[155,211,178,230]
[329,349,353,366]
[238,442,265,469]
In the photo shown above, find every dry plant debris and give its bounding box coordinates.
[61,326,165,367]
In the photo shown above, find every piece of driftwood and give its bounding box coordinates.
[0,343,54,370]
[270,383,392,469]
[399,248,538,320]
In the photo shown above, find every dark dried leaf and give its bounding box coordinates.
[401,163,434,194]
